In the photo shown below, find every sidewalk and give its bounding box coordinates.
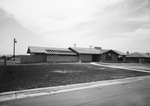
[1,75,150,102]
[91,62,150,73]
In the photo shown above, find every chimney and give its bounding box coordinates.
[89,45,92,49]
[94,47,102,50]
[74,44,76,47]
[126,51,129,55]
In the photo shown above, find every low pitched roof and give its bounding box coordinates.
[127,52,150,58]
[69,47,102,54]
[27,46,77,55]
[112,50,126,55]
[27,46,126,56]
[69,47,126,55]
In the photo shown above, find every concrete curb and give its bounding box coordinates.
[1,75,150,102]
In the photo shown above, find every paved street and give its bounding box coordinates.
[1,76,150,106]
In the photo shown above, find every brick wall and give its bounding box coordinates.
[47,55,78,62]
[21,54,46,63]
[79,54,92,62]
[100,52,123,62]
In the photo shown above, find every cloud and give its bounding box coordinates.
[1,0,149,35]
[0,0,123,34]
[111,24,150,52]
[117,24,150,38]
[79,0,150,40]
[0,0,150,52]
[102,0,150,21]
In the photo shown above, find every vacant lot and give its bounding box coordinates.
[0,63,149,93]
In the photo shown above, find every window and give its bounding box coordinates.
[106,52,112,60]
[117,55,123,61]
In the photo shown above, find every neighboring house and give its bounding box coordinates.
[126,52,150,63]
[21,46,126,63]
[69,47,126,63]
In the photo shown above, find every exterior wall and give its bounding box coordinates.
[21,54,46,63]
[112,53,118,61]
[100,52,125,63]
[126,57,140,63]
[92,54,100,62]
[100,53,116,62]
[100,53,106,62]
[79,54,92,62]
[123,56,126,62]
[47,55,78,62]
[145,58,150,63]
[126,57,150,63]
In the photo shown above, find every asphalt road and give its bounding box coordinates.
[1,77,150,106]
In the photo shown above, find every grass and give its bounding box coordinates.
[0,63,150,93]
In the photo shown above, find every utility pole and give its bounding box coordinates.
[13,38,17,60]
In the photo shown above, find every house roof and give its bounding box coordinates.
[69,47,102,54]
[69,47,126,55]
[27,46,77,55]
[27,46,126,56]
[112,50,126,55]
[126,52,150,58]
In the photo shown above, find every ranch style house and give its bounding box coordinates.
[21,46,126,63]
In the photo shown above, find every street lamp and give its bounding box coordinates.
[13,38,17,60]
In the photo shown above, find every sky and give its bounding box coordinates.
[0,0,150,55]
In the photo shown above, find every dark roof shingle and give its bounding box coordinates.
[69,47,126,55]
[69,47,101,54]
[27,46,126,56]
[27,46,77,55]
[127,52,150,58]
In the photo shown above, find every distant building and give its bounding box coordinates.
[21,46,77,63]
[21,46,126,63]
[69,47,126,63]
[126,52,150,63]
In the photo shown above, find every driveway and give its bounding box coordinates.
[1,76,150,106]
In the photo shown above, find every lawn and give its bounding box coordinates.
[0,63,149,93]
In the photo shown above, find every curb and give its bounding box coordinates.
[1,75,150,102]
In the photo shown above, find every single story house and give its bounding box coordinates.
[126,52,150,63]
[69,47,126,63]
[21,46,126,63]
[21,46,78,63]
